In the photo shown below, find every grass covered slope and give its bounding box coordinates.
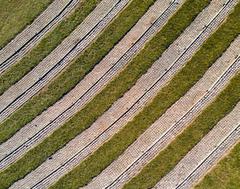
[124,72,240,189]
[47,0,225,188]
[0,0,102,95]
[0,0,53,48]
[122,4,240,185]
[196,140,240,189]
[51,2,240,188]
[0,0,157,144]
[0,0,211,188]
[0,0,157,188]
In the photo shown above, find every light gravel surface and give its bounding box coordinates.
[155,102,240,189]
[0,0,80,74]
[0,0,129,122]
[84,36,240,189]
[7,1,235,188]
[6,0,178,188]
[0,0,176,171]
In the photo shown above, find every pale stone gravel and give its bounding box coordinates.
[0,0,128,121]
[7,0,235,188]
[84,35,240,189]
[3,0,238,188]
[155,102,240,189]
[0,0,173,170]
[0,0,80,74]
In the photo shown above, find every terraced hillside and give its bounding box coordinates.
[0,0,239,188]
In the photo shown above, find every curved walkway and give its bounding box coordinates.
[7,1,234,188]
[0,0,80,74]
[0,0,130,122]
[0,0,177,170]
[84,37,240,189]
[155,102,240,189]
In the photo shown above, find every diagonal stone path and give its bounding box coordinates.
[0,0,81,74]
[0,0,176,170]
[8,1,236,188]
[84,37,240,189]
[0,0,130,122]
[155,102,240,189]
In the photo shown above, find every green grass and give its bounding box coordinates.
[123,72,240,189]
[51,3,240,188]
[0,0,53,49]
[196,139,240,189]
[0,0,157,144]
[0,0,102,95]
[0,0,210,188]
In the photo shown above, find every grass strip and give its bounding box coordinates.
[0,0,102,95]
[196,136,240,189]
[51,3,240,188]
[0,0,53,48]
[0,0,210,188]
[0,0,157,143]
[123,73,240,189]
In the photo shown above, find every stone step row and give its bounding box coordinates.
[84,37,240,189]
[0,0,128,121]
[8,1,234,188]
[0,0,80,74]
[155,102,240,189]
[0,0,177,171]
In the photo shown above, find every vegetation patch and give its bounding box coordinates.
[0,0,102,95]
[196,135,240,189]
[122,3,240,188]
[0,0,157,143]
[51,3,240,188]
[124,72,240,189]
[0,0,211,188]
[0,0,54,48]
